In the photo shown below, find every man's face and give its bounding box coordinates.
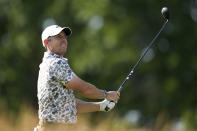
[47,31,68,56]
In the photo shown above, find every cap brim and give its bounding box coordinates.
[63,27,72,37]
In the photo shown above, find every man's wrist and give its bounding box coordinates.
[99,99,109,111]
[103,90,108,99]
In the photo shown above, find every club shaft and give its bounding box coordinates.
[117,20,168,92]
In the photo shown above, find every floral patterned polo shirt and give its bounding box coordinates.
[37,51,77,123]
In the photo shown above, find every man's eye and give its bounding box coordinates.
[56,35,65,39]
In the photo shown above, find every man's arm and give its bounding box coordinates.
[65,76,120,102]
[65,76,105,99]
[76,98,115,113]
[76,98,100,113]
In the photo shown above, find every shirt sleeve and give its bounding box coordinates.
[50,59,75,84]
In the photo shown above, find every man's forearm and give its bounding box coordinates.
[65,76,105,99]
[76,98,100,113]
[81,82,105,99]
[65,76,120,102]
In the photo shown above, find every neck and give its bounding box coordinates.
[47,50,64,57]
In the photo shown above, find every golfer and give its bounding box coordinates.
[34,25,120,131]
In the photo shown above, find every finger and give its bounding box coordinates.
[117,92,120,96]
[115,95,120,100]
[111,98,117,103]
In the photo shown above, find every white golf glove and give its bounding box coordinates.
[100,99,115,112]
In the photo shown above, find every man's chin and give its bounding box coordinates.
[60,49,67,55]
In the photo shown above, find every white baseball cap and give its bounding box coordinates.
[41,25,72,47]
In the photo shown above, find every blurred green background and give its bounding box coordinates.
[0,0,197,130]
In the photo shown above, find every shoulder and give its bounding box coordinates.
[51,58,68,67]
[49,58,71,73]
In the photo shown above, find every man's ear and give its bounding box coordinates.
[44,39,48,47]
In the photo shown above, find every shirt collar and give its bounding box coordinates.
[43,51,62,59]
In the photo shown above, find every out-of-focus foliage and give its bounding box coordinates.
[0,0,197,130]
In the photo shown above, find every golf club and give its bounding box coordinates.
[117,7,169,92]
[105,7,170,111]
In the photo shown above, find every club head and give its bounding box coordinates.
[161,7,170,20]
